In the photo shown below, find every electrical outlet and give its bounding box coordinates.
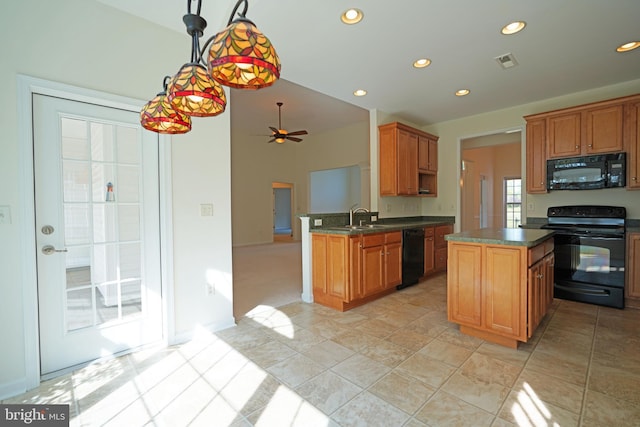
[527,202,535,211]
[314,218,323,226]
[371,215,378,222]
[206,282,215,295]
[386,204,392,212]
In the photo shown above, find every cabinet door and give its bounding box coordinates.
[585,104,624,154]
[526,118,547,193]
[484,245,525,340]
[311,234,328,296]
[424,230,435,275]
[349,236,363,300]
[627,101,640,189]
[418,136,429,171]
[547,112,581,158]
[627,233,640,299]
[398,130,418,195]
[362,245,384,297]
[379,126,398,196]
[326,235,349,301]
[447,243,482,327]
[527,259,545,338]
[384,241,403,288]
[428,138,438,172]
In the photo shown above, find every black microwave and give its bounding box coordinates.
[547,153,626,190]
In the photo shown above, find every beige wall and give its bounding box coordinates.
[421,79,640,226]
[1,0,234,397]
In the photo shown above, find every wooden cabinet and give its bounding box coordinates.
[447,238,554,348]
[525,118,547,193]
[435,224,452,271]
[546,105,624,159]
[424,227,435,276]
[525,94,639,193]
[626,232,640,308]
[362,232,402,295]
[312,231,400,311]
[379,122,438,197]
[626,100,640,189]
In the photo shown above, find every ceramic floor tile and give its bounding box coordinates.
[588,359,640,405]
[385,328,433,351]
[218,363,284,416]
[418,338,473,367]
[295,370,362,415]
[497,389,580,427]
[368,372,435,415]
[302,339,355,368]
[525,349,589,386]
[581,389,640,426]
[331,391,410,427]
[414,391,495,427]
[266,353,325,388]
[474,342,531,367]
[331,354,391,388]
[153,378,215,426]
[358,339,414,368]
[514,368,584,415]
[354,318,399,338]
[277,327,327,353]
[434,327,485,351]
[395,353,456,388]
[331,329,383,353]
[441,371,510,414]
[240,340,298,369]
[459,353,522,388]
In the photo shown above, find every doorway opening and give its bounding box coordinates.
[272,182,293,242]
[460,131,522,231]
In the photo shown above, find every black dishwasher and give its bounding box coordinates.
[398,228,425,290]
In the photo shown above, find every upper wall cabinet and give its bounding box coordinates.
[524,93,640,193]
[379,122,439,197]
[627,99,640,189]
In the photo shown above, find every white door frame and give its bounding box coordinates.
[17,75,174,390]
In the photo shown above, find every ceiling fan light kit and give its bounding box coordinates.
[140,0,281,134]
[269,102,308,144]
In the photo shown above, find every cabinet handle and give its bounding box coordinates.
[587,144,592,148]
[537,273,544,279]
[575,145,579,149]
[633,177,637,181]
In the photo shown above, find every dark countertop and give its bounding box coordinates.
[445,228,555,248]
[311,220,453,235]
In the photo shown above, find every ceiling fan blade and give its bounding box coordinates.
[267,138,276,143]
[287,130,308,136]
[268,126,279,134]
[286,136,303,142]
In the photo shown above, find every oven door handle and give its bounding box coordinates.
[555,284,610,297]
[566,233,624,240]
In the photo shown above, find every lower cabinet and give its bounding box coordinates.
[447,238,554,348]
[626,232,640,308]
[312,231,401,311]
[435,224,453,271]
[424,227,435,276]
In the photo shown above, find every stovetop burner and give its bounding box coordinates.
[543,205,626,236]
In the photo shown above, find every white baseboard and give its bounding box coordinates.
[0,378,27,401]
[168,318,237,347]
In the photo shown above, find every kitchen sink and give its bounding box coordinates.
[344,224,387,230]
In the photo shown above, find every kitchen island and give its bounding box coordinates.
[445,228,555,348]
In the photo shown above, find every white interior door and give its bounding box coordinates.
[33,94,163,376]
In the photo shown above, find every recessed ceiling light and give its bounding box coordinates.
[341,8,363,24]
[455,89,470,97]
[413,58,431,68]
[616,41,640,52]
[353,89,367,97]
[501,21,526,35]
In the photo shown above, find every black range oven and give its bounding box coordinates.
[542,205,626,309]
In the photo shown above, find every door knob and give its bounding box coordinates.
[42,245,68,255]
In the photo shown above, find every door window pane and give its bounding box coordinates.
[504,178,522,228]
[93,204,117,243]
[61,118,89,160]
[63,160,91,202]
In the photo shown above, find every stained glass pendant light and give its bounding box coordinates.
[167,1,226,117]
[207,0,281,89]
[140,76,192,134]
[141,0,280,134]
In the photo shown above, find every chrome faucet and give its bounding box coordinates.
[349,207,370,226]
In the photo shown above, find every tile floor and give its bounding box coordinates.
[4,274,640,426]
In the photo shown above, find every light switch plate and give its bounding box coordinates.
[200,204,214,216]
[314,219,322,226]
[371,215,378,222]
[0,206,11,224]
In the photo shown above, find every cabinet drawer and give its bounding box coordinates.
[362,233,385,248]
[424,227,435,237]
[385,231,402,244]
[528,238,553,266]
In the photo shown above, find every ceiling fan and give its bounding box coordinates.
[268,102,308,143]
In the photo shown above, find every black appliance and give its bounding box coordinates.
[398,228,424,290]
[542,205,626,308]
[547,153,626,191]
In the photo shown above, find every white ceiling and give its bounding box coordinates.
[100,0,640,139]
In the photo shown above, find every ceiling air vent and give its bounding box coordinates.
[495,53,519,69]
